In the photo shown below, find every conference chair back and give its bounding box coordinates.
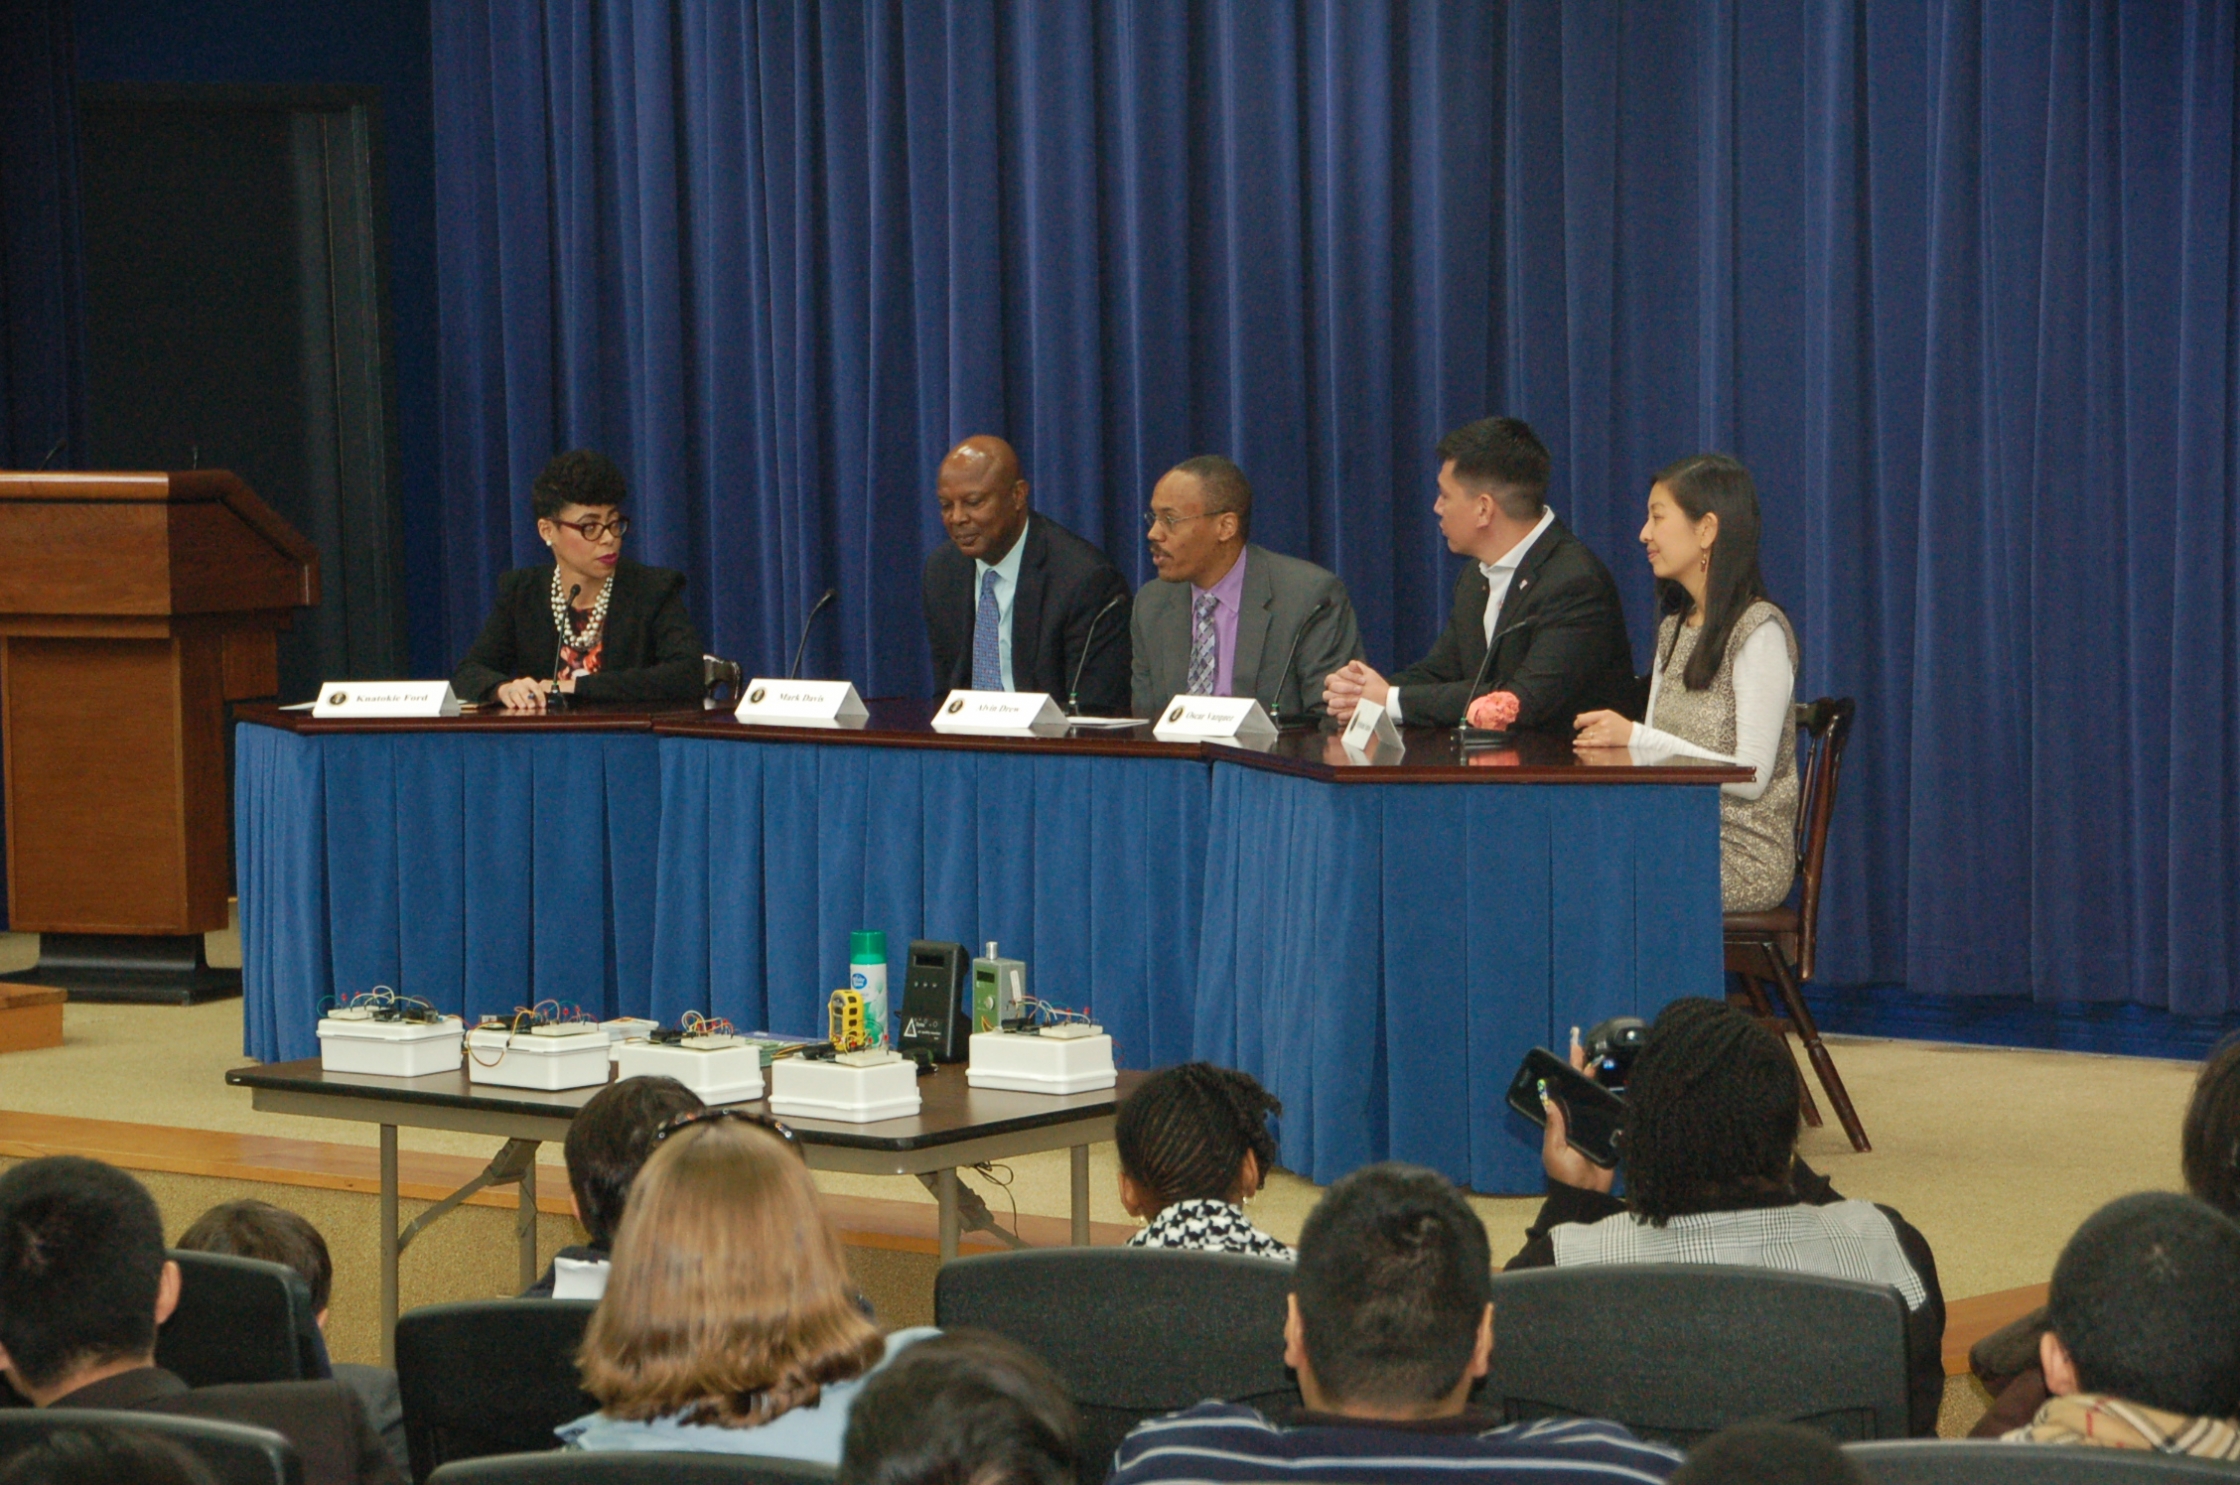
[934,1247,1298,1485]
[1847,1441,2240,1483]
[396,1300,598,1483]
[1482,1263,1910,1443]
[157,1250,325,1388]
[0,1408,303,1485]
[429,1454,835,1484]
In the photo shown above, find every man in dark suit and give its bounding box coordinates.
[1131,455,1363,720]
[1325,417,1633,729]
[923,435,1132,715]
[0,1156,402,1485]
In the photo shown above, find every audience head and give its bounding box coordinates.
[937,435,1030,565]
[578,1111,882,1428]
[564,1075,706,1249]
[532,449,629,523]
[2181,1036,2240,1218]
[1288,1162,1493,1418]
[1621,998,1800,1226]
[0,1157,178,1403]
[0,1428,221,1485]
[1115,1062,1281,1220]
[176,1198,332,1319]
[1434,417,1550,543]
[1148,456,1251,587]
[1644,452,1770,690]
[1671,1421,1865,1485]
[2042,1192,2240,1419]
[839,1329,1079,1485]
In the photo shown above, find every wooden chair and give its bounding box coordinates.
[1725,697,1868,1151]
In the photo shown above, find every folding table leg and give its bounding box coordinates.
[1070,1145,1089,1245]
[379,1125,399,1366]
[936,1168,961,1260]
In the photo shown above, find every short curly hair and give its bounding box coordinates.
[1621,998,1800,1225]
[533,449,628,521]
[1115,1062,1281,1213]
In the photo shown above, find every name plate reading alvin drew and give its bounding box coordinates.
[1153,696,1278,746]
[313,681,461,719]
[734,678,869,728]
[930,690,1069,735]
[1340,696,1404,756]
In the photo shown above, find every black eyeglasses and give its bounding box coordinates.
[552,515,630,541]
[653,1106,804,1159]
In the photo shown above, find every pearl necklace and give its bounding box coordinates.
[550,568,613,654]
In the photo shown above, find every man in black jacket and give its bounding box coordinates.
[922,435,1132,715]
[0,1157,401,1485]
[1324,417,1633,730]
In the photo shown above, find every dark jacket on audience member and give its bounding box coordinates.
[1388,518,1634,729]
[50,1365,404,1485]
[452,559,704,704]
[922,516,1133,715]
[1505,1159,1947,1438]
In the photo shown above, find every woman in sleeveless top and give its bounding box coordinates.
[1572,454,1800,912]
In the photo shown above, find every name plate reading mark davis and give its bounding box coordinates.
[1340,697,1404,758]
[313,681,461,719]
[734,678,870,728]
[1153,696,1278,746]
[930,690,1069,734]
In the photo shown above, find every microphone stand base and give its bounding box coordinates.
[1458,727,1512,750]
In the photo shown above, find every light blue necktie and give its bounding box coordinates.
[972,568,1002,690]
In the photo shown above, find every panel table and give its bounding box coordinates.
[228,1058,1138,1362]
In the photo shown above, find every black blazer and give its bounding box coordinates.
[452,559,704,704]
[1389,517,1635,729]
[922,516,1133,715]
[55,1366,405,1485]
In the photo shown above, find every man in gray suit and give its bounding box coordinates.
[1131,456,1364,720]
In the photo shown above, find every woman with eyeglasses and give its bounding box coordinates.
[452,450,704,710]
[559,1109,940,1462]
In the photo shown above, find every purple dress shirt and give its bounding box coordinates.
[1195,548,1249,696]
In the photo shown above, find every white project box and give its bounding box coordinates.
[613,1038,764,1104]
[316,1014,465,1077]
[768,1052,921,1123]
[967,1026,1117,1095]
[600,1018,660,1061]
[466,1022,612,1091]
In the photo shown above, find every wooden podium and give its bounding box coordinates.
[0,471,317,1003]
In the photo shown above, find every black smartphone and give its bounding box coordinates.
[1505,1047,1628,1169]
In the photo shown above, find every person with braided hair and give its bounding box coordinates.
[1115,1063,1293,1260]
[1506,998,1946,1437]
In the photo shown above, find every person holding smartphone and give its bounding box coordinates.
[1503,999,1947,1438]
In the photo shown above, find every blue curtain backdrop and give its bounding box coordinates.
[432,0,2240,1015]
[0,0,84,473]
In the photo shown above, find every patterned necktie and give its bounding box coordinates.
[1187,591,1219,695]
[972,567,1002,690]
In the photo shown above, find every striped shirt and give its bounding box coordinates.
[1108,1402,1680,1485]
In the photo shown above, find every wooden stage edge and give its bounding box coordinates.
[0,1107,1136,1258]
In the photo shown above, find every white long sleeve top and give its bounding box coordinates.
[1627,621,1793,801]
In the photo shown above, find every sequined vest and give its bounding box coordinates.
[1650,601,1800,912]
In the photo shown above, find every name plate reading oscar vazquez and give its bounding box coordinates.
[1340,696,1405,762]
[929,690,1070,735]
[734,678,869,728]
[313,681,461,719]
[1152,696,1279,746]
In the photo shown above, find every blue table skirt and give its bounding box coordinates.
[648,738,1210,1069]
[237,723,663,1062]
[1193,765,1724,1193]
[238,723,1719,1192]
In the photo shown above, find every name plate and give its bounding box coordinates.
[735,678,869,728]
[1340,697,1404,758]
[314,681,460,719]
[1153,696,1278,745]
[930,690,1069,734]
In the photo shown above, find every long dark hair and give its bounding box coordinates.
[1655,453,1772,691]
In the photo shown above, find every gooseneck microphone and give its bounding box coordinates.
[34,436,64,471]
[1262,595,1333,729]
[1066,594,1127,716]
[789,588,838,680]
[1458,613,1533,742]
[551,583,580,711]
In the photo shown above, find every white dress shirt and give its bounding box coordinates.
[974,517,1031,691]
[1391,505,1555,723]
[1629,621,1794,800]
